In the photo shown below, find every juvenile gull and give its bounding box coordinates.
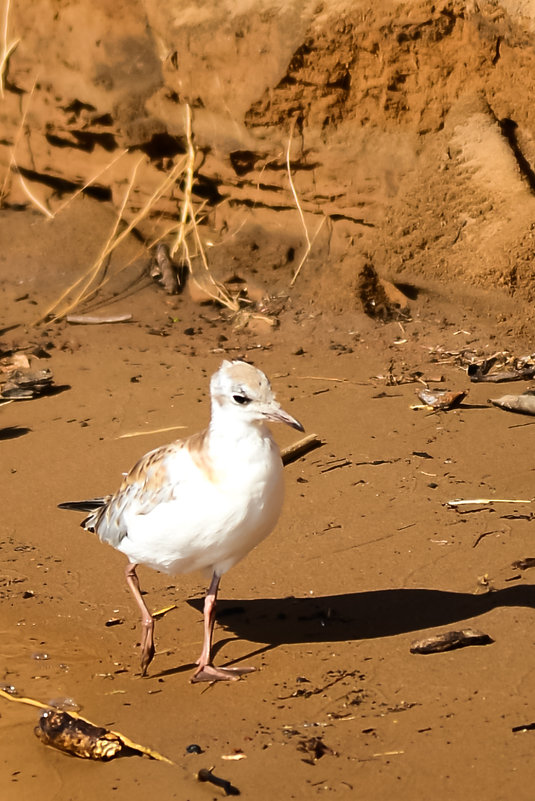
[59,360,303,682]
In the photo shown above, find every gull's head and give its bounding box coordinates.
[210,360,304,431]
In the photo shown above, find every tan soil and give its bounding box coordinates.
[2,1,535,799]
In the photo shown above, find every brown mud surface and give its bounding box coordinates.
[2,207,535,800]
[2,1,535,799]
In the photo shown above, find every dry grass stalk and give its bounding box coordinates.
[290,215,325,286]
[146,198,208,249]
[1,78,39,209]
[446,498,532,507]
[169,103,195,260]
[286,117,326,287]
[2,76,95,223]
[3,78,128,217]
[0,0,19,99]
[116,425,186,440]
[16,167,53,217]
[30,102,237,322]
[37,154,188,322]
[168,104,239,312]
[37,156,144,322]
[189,211,240,311]
[51,148,129,217]
[297,375,349,382]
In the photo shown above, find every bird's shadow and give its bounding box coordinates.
[188,584,535,647]
[152,585,535,678]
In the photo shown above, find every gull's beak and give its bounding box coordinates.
[262,403,304,432]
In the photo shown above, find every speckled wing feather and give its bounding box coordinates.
[81,442,183,548]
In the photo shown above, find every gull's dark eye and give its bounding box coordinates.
[233,394,251,405]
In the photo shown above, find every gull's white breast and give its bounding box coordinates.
[113,429,284,577]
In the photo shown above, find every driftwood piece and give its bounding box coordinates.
[66,314,133,325]
[281,433,323,465]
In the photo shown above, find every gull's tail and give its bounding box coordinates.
[58,499,107,513]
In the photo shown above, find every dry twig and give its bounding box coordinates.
[281,433,323,465]
[446,498,532,507]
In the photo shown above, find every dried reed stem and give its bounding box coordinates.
[1,78,38,207]
[116,424,186,440]
[37,157,143,322]
[286,120,309,242]
[66,313,133,325]
[446,498,532,507]
[146,199,207,249]
[189,211,239,311]
[0,0,19,99]
[167,104,239,312]
[290,215,325,287]
[93,156,187,263]
[16,168,53,218]
[37,154,188,322]
[32,102,237,322]
[51,148,129,217]
[170,103,195,260]
[286,117,325,286]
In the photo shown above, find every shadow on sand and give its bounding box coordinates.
[187,584,535,646]
[151,585,534,678]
